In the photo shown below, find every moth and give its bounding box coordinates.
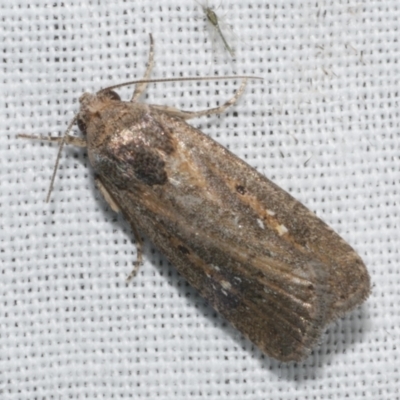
[19,36,370,362]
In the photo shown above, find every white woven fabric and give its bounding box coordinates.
[1,0,398,398]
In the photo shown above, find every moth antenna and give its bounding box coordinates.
[46,115,78,203]
[98,75,262,94]
[131,33,155,101]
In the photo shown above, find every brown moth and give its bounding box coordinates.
[19,36,370,362]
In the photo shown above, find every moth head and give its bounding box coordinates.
[77,90,121,135]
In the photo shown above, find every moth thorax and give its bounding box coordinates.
[77,91,121,136]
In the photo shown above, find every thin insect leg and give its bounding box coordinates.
[95,178,120,213]
[152,78,248,120]
[94,177,143,283]
[125,220,144,283]
[205,4,234,57]
[18,116,85,202]
[215,24,234,57]
[196,0,235,60]
[131,34,155,102]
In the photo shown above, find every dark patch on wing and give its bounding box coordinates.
[132,147,168,186]
[236,184,247,195]
[177,245,190,255]
[108,142,168,186]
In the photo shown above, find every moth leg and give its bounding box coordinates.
[94,177,120,213]
[18,115,85,201]
[125,221,144,283]
[94,178,143,283]
[131,34,155,102]
[151,78,248,120]
[17,134,87,148]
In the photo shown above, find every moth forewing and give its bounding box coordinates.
[19,38,370,362]
[77,90,369,361]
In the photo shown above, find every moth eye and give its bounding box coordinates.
[103,90,121,101]
[77,118,87,136]
[236,184,247,195]
[177,245,190,255]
